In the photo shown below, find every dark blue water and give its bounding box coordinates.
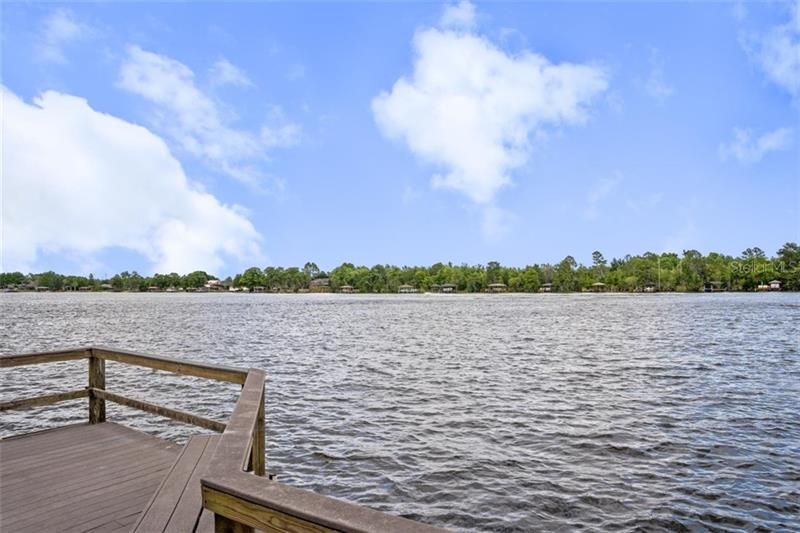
[2,292,799,531]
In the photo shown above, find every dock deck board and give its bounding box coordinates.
[0,422,179,533]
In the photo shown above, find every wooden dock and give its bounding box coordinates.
[1,423,179,532]
[0,346,444,533]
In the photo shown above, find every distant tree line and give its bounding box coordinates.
[2,243,799,293]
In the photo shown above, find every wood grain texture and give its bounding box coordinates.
[88,352,106,423]
[91,388,227,432]
[0,347,91,367]
[0,422,178,533]
[201,475,446,533]
[0,388,87,411]
[165,436,220,533]
[133,434,221,532]
[203,486,332,533]
[92,345,247,384]
[207,369,265,477]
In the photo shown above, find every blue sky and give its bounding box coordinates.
[2,1,798,277]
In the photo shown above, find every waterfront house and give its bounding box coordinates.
[309,278,332,293]
[487,283,507,293]
[590,282,606,293]
[703,281,725,292]
[539,283,552,293]
[205,279,224,291]
[148,286,161,292]
[398,284,417,293]
[441,283,457,293]
[644,283,656,293]
[100,283,114,291]
[339,284,354,294]
[252,286,266,293]
[769,280,781,291]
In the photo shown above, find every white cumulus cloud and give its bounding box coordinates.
[440,0,477,31]
[744,0,800,98]
[371,1,608,206]
[35,9,90,64]
[118,46,298,190]
[209,58,254,88]
[1,87,263,274]
[719,127,794,164]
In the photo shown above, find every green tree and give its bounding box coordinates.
[0,272,27,287]
[553,256,579,292]
[183,271,210,289]
[518,266,541,292]
[303,262,321,280]
[238,267,265,289]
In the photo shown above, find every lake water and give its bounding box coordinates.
[1,292,799,531]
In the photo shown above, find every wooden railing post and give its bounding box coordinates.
[88,348,106,423]
[252,387,265,476]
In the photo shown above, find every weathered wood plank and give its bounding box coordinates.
[202,475,447,533]
[165,436,221,532]
[90,388,227,432]
[3,450,176,508]
[203,485,331,533]
[0,423,142,466]
[1,432,158,479]
[93,511,144,533]
[0,388,87,411]
[89,351,106,423]
[47,482,167,533]
[92,345,248,384]
[0,422,144,456]
[0,347,91,367]
[1,424,175,482]
[133,435,211,532]
[0,441,175,531]
[208,369,266,477]
[5,465,169,530]
[7,457,176,520]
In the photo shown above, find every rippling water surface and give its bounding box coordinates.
[1,292,799,531]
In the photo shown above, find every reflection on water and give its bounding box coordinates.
[1,292,799,531]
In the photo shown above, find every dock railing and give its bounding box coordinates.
[0,346,442,532]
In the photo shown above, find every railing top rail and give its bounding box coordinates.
[0,347,92,367]
[91,346,248,384]
[1,345,248,384]
[202,474,445,533]
[208,368,266,475]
